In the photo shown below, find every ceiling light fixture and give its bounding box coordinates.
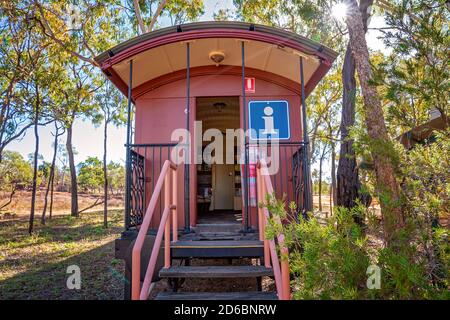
[213,102,226,112]
[209,51,225,66]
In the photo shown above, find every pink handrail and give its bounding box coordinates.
[257,160,291,300]
[131,160,177,300]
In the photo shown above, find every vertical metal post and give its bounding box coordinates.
[300,57,312,214]
[241,41,250,231]
[184,42,190,232]
[125,60,133,230]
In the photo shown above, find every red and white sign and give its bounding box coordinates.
[245,77,255,93]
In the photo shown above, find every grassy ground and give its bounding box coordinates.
[0,210,125,300]
[0,190,124,218]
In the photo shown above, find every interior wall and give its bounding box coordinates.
[196,96,240,213]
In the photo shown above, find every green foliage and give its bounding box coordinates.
[376,0,449,132]
[262,191,449,299]
[346,130,450,299]
[77,157,124,194]
[263,194,371,299]
[127,0,205,30]
[77,156,104,192]
[383,130,450,299]
[234,0,340,46]
[164,0,205,25]
[107,161,125,193]
[0,151,33,192]
[400,131,449,220]
[92,79,127,128]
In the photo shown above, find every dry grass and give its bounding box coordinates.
[0,190,124,218]
[0,209,125,300]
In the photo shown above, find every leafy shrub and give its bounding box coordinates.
[262,192,449,300]
[264,195,371,299]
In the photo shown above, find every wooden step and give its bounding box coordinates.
[155,291,277,300]
[180,231,259,242]
[171,240,263,258]
[193,223,242,233]
[159,265,273,278]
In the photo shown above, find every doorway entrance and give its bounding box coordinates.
[195,96,241,224]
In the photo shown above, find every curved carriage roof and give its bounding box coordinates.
[95,21,338,98]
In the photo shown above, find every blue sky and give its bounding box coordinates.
[6,0,386,171]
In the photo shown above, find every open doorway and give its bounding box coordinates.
[196,96,242,224]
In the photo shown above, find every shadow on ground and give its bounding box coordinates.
[0,211,125,300]
[0,241,125,300]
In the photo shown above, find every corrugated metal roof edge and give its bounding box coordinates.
[94,21,338,65]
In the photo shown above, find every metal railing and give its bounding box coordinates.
[243,142,309,227]
[131,160,178,300]
[125,143,180,230]
[125,142,310,230]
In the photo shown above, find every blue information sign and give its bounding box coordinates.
[248,100,290,140]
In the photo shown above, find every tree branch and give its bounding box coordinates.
[78,197,105,214]
[132,0,147,34]
[0,186,16,210]
[34,1,99,67]
[149,0,168,31]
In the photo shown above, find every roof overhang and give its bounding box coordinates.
[95,21,338,99]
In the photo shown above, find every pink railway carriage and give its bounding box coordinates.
[95,21,337,300]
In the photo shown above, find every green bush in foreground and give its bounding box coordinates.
[262,195,449,300]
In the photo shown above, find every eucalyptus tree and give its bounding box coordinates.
[0,1,56,233]
[321,85,342,209]
[307,68,342,165]
[27,51,64,232]
[316,140,330,212]
[92,78,127,228]
[234,0,341,45]
[0,151,33,210]
[29,0,126,217]
[344,0,404,244]
[376,0,449,132]
[41,121,64,224]
[234,0,345,214]
[129,0,205,34]
[0,1,49,163]
[336,0,373,210]
[33,0,126,67]
[52,60,101,217]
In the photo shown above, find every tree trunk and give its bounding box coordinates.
[49,168,55,219]
[330,142,336,215]
[42,122,59,224]
[103,119,108,228]
[337,0,373,209]
[345,0,404,243]
[29,102,40,234]
[66,124,78,217]
[0,186,16,210]
[329,179,332,216]
[318,146,326,212]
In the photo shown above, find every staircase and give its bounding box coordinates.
[131,160,290,301]
[154,222,276,300]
